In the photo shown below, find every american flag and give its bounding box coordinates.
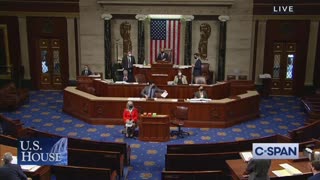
[150,19,181,64]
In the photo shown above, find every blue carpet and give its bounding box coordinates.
[1,91,306,179]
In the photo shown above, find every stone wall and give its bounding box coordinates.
[79,0,254,80]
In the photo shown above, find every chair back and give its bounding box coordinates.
[238,75,247,80]
[227,75,236,80]
[201,63,210,75]
[194,76,207,84]
[164,49,172,62]
[175,106,188,120]
[134,74,146,83]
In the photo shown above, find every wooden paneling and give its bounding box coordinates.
[0,16,21,80]
[254,0,320,15]
[263,20,310,96]
[138,115,170,142]
[27,17,69,90]
[0,0,79,13]
[315,22,320,89]
[63,86,260,128]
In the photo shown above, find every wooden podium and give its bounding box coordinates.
[134,63,192,85]
[138,115,170,142]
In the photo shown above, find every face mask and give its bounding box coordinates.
[129,105,133,109]
[199,89,203,92]
[84,67,88,71]
[161,51,164,53]
[178,73,182,76]
[194,56,197,59]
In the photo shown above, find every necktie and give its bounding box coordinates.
[128,57,131,68]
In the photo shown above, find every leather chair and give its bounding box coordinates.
[227,75,236,80]
[0,82,29,110]
[194,76,207,84]
[134,74,147,83]
[238,75,247,80]
[201,63,214,84]
[170,106,190,138]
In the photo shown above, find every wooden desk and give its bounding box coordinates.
[138,115,170,142]
[226,159,312,180]
[93,80,255,99]
[134,64,192,85]
[0,144,51,180]
[63,87,260,128]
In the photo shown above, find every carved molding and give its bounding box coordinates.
[97,0,234,6]
[218,15,230,22]
[101,13,113,20]
[135,14,147,21]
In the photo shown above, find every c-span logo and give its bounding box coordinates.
[18,138,68,165]
[253,143,299,159]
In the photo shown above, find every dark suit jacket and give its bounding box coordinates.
[193,59,202,76]
[309,173,320,180]
[194,90,208,99]
[245,159,271,180]
[81,69,93,76]
[141,85,164,98]
[122,56,136,70]
[0,163,28,180]
[157,52,169,62]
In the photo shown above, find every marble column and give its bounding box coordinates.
[217,15,230,81]
[136,14,147,64]
[183,15,194,65]
[101,14,112,79]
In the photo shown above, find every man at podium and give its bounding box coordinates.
[156,48,169,62]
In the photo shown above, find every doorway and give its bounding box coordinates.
[270,42,296,95]
[38,39,63,89]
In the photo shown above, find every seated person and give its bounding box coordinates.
[156,48,169,62]
[194,86,208,99]
[122,101,139,138]
[141,82,166,98]
[81,65,93,76]
[173,70,188,85]
[122,70,129,82]
[243,158,271,180]
[309,160,320,180]
[0,152,28,180]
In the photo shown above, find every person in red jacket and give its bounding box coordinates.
[122,101,139,137]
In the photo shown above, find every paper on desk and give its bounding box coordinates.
[239,151,253,162]
[11,156,41,172]
[272,169,292,177]
[161,91,168,98]
[279,163,303,175]
[21,165,41,172]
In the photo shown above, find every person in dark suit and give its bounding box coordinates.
[0,152,28,180]
[194,86,208,99]
[156,48,169,62]
[193,53,202,83]
[81,65,93,76]
[122,51,136,82]
[243,159,271,180]
[309,160,320,180]
[141,82,166,98]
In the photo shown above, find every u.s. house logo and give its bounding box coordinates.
[18,138,68,165]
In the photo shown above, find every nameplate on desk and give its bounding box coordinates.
[128,97,146,101]
[151,74,168,77]
[154,98,178,102]
[188,98,211,103]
